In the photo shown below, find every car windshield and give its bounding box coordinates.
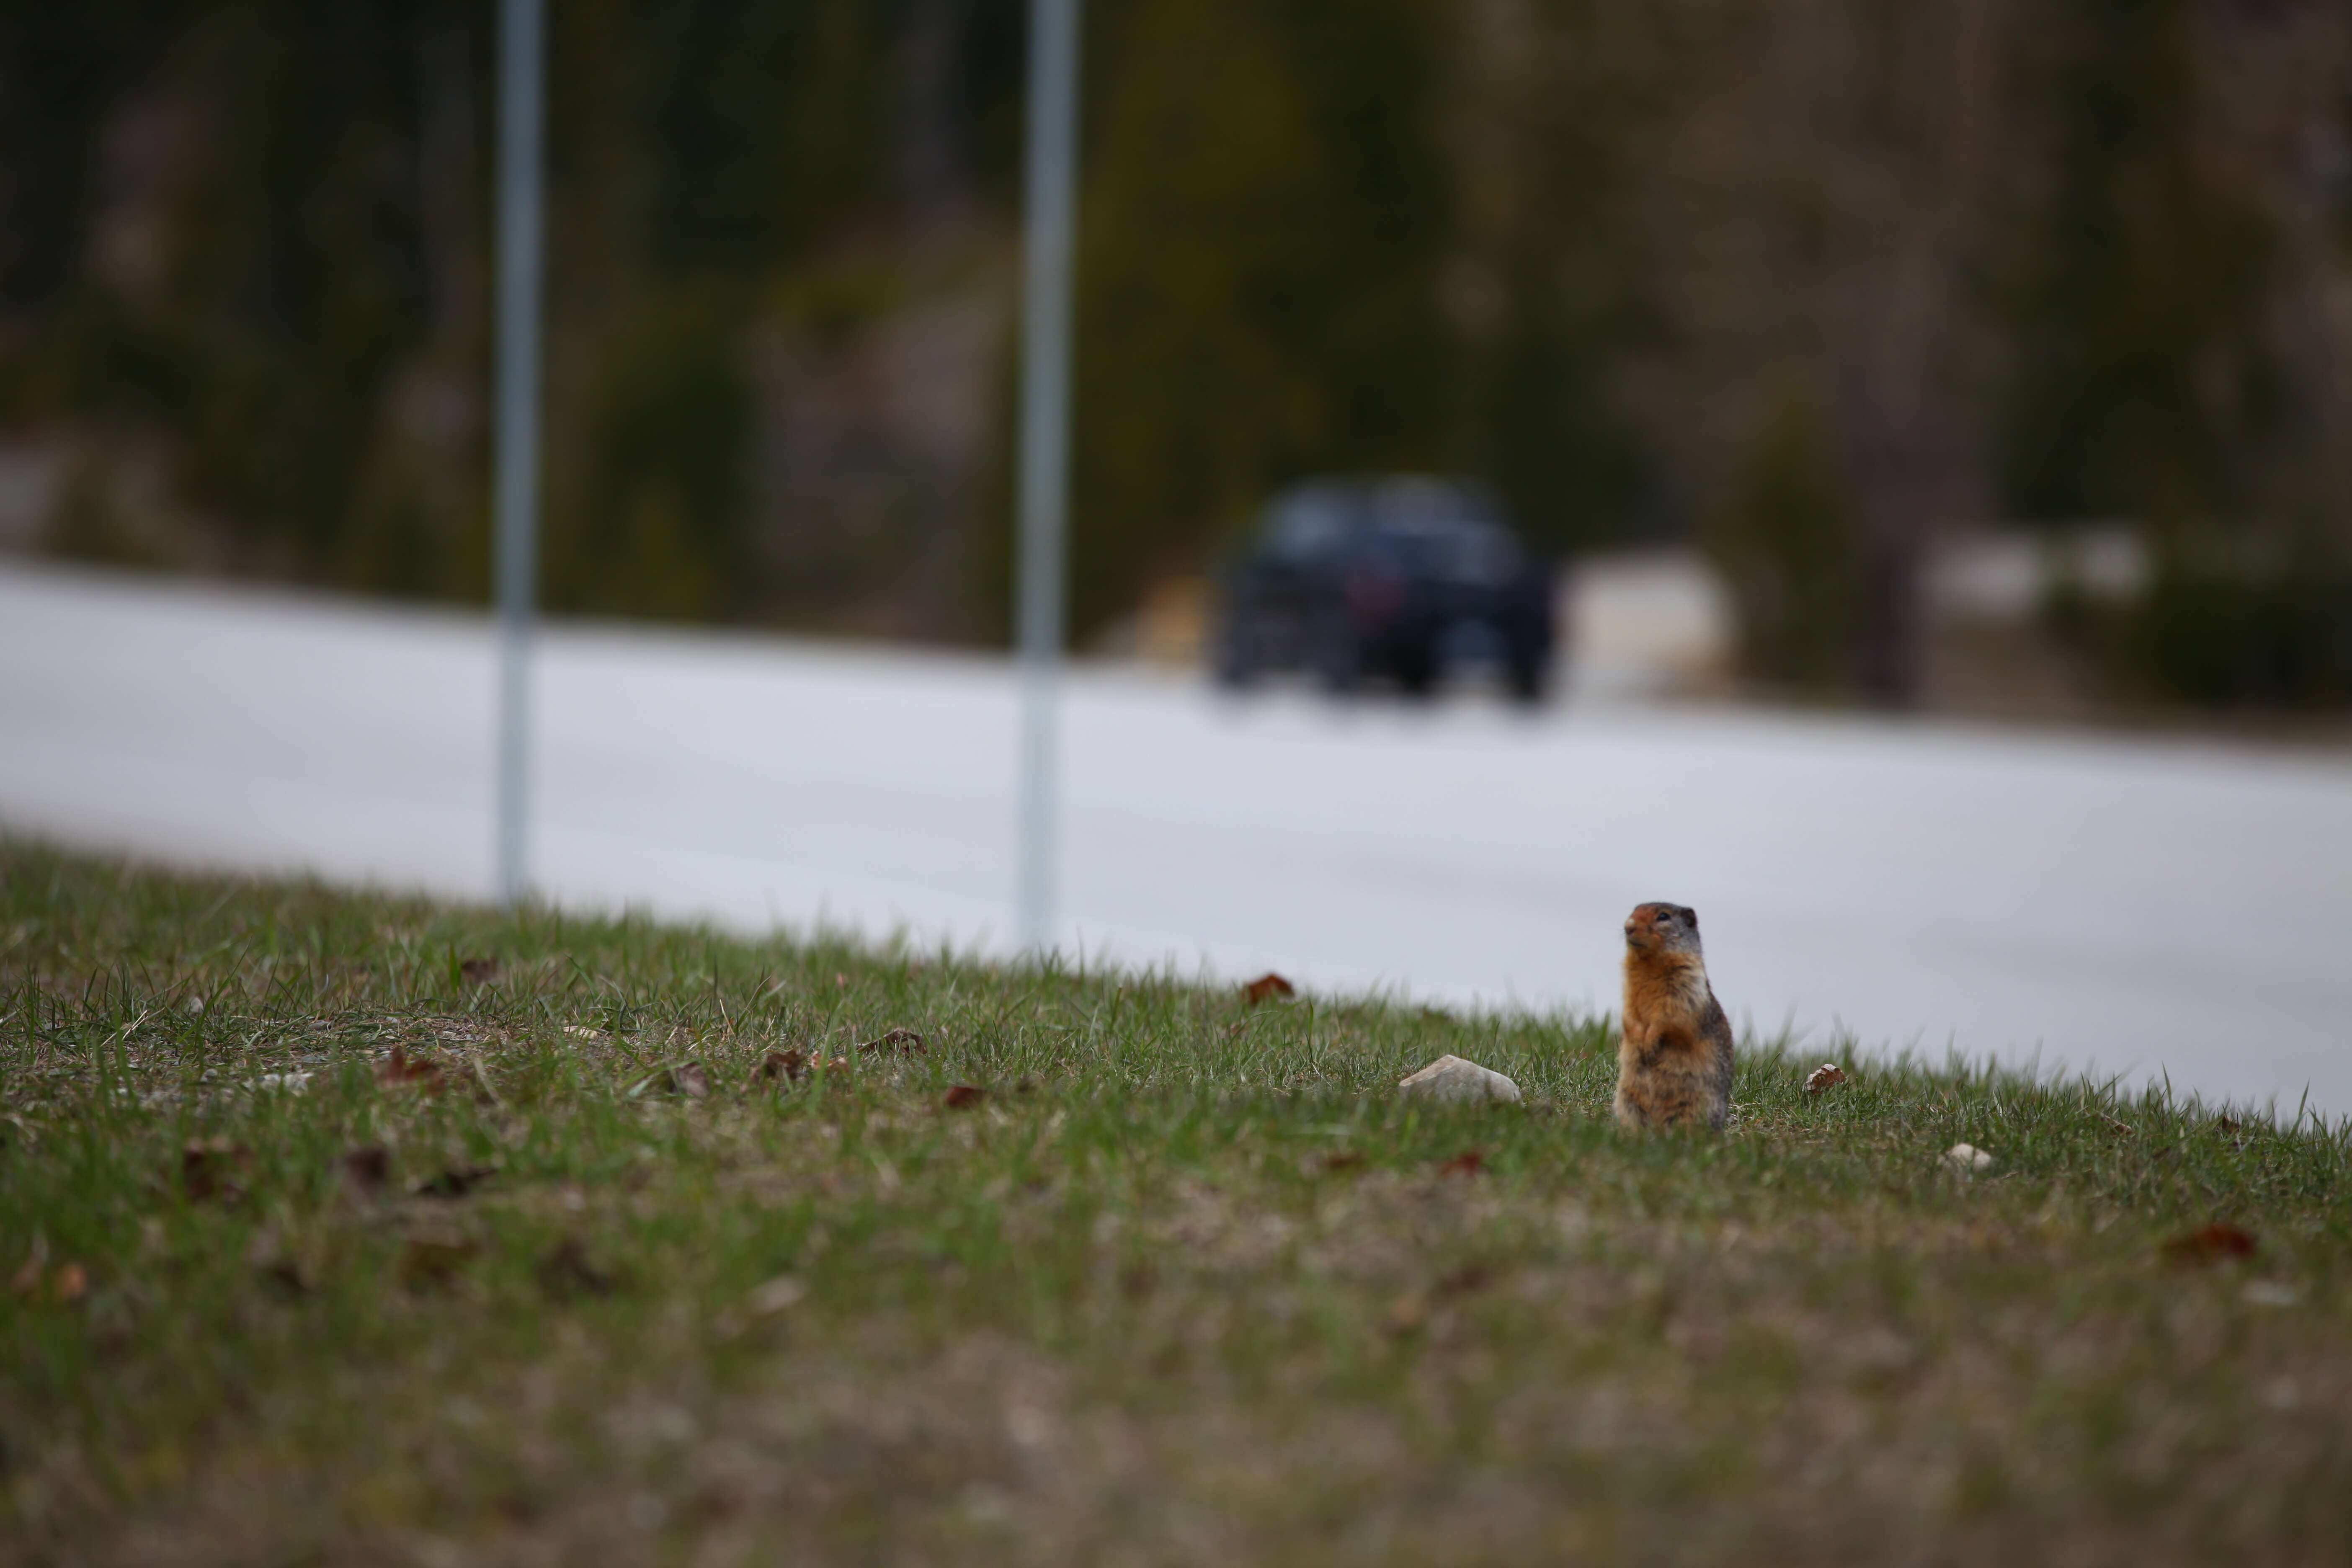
[1367,514,1519,583]
[1261,481,1516,578]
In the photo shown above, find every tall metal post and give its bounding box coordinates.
[1013,0,1081,952]
[493,0,545,908]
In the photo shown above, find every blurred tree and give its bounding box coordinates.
[1703,374,1854,693]
[1,0,2345,712]
[1064,0,1454,641]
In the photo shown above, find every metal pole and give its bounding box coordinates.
[1014,0,1081,953]
[493,0,544,909]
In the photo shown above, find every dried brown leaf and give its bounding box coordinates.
[1803,1063,1847,1094]
[1321,1151,1369,1173]
[1434,1262,1493,1299]
[539,1237,617,1297]
[1437,1149,1486,1178]
[2164,1222,2259,1268]
[340,1145,391,1197]
[400,1232,479,1286]
[459,957,500,986]
[1383,1292,1431,1336]
[1242,972,1296,1006]
[629,1062,710,1099]
[244,1229,310,1293]
[377,1046,447,1094]
[414,1163,499,1200]
[942,1084,987,1110]
[859,1027,927,1057]
[760,1049,810,1085]
[9,1253,85,1305]
[181,1137,254,1203]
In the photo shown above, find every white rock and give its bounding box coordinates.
[1398,1055,1522,1105]
[1944,1142,1995,1174]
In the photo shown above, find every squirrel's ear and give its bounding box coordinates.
[1684,907,1699,930]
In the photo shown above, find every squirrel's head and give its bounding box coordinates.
[1624,902,1703,959]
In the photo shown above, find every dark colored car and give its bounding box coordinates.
[1212,477,1556,701]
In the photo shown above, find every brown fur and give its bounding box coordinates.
[1613,902,1735,1131]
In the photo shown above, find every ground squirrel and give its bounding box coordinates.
[1613,902,1734,1131]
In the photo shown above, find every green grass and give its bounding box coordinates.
[3,840,2349,1566]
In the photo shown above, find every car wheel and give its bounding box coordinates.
[1393,641,1438,699]
[1213,628,1258,690]
[1506,646,1550,704]
[1313,617,1361,696]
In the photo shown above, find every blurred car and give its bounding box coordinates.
[1212,477,1556,701]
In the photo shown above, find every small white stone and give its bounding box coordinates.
[1398,1055,1522,1105]
[1944,1142,1995,1174]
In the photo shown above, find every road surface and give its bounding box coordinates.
[5,561,2348,1118]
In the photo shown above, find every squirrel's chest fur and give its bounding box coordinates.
[1615,953,1735,1131]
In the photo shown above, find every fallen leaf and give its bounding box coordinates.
[2164,1222,2258,1268]
[245,1229,310,1293]
[859,1027,927,1057]
[1437,1149,1486,1178]
[1242,972,1295,1006]
[628,1063,710,1099]
[2214,1114,2241,1134]
[1321,1151,1368,1173]
[340,1145,392,1197]
[459,957,500,985]
[1383,1292,1431,1336]
[414,1163,499,1199]
[743,1275,805,1315]
[1804,1063,1847,1094]
[715,1274,806,1339]
[760,1049,810,1085]
[8,1253,85,1306]
[181,1137,254,1203]
[942,1084,987,1110]
[377,1046,447,1094]
[400,1232,479,1286]
[562,1024,611,1044]
[1434,1262,1493,1298]
[539,1237,617,1297]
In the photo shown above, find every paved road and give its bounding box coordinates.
[5,561,2349,1117]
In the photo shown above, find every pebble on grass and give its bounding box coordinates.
[1398,1055,1522,1105]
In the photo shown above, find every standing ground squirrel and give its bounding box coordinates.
[1613,902,1735,1131]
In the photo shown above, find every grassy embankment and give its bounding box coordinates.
[3,841,2349,1565]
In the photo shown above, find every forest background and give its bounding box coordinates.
[2,0,2348,708]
